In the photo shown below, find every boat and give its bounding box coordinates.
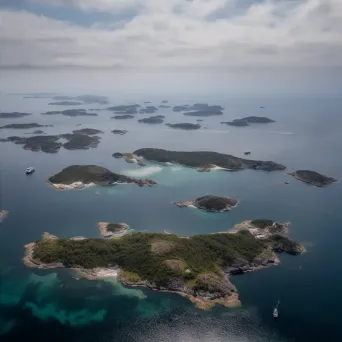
[273,308,279,319]
[25,167,35,175]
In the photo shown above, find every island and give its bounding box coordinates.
[60,133,101,150]
[159,105,171,108]
[24,221,304,310]
[72,128,103,135]
[112,152,124,158]
[124,148,286,172]
[32,130,45,134]
[49,101,83,106]
[107,105,140,115]
[42,109,97,117]
[98,222,131,238]
[0,210,8,224]
[0,112,31,119]
[139,106,159,114]
[161,100,168,104]
[288,170,337,187]
[50,95,108,105]
[173,105,191,112]
[112,130,128,135]
[112,114,134,120]
[166,123,201,130]
[221,116,275,127]
[47,165,157,190]
[3,135,62,153]
[0,123,45,129]
[138,115,165,124]
[174,195,238,212]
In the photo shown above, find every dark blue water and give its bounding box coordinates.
[1,95,342,341]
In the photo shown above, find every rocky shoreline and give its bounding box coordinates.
[98,222,131,238]
[0,210,9,224]
[288,170,337,187]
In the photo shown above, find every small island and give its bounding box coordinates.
[166,123,201,130]
[98,222,131,238]
[107,105,140,115]
[42,109,97,117]
[24,221,304,310]
[72,128,103,135]
[0,123,45,129]
[139,106,159,114]
[126,148,286,172]
[0,112,31,119]
[49,101,83,106]
[112,130,128,135]
[47,165,157,190]
[161,100,168,104]
[112,152,124,158]
[0,210,9,224]
[288,170,337,187]
[174,195,238,212]
[159,105,171,108]
[112,115,134,120]
[221,116,275,127]
[173,105,191,112]
[138,115,165,124]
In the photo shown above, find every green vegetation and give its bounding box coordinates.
[138,116,164,124]
[133,148,286,171]
[32,231,265,285]
[166,123,201,130]
[48,165,129,185]
[0,112,31,119]
[60,133,101,150]
[72,128,103,135]
[222,116,275,127]
[251,219,274,229]
[290,170,337,187]
[112,115,134,120]
[42,109,97,117]
[121,271,142,283]
[195,196,238,211]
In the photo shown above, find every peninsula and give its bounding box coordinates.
[24,222,304,309]
[174,195,238,212]
[288,170,337,187]
[125,148,286,171]
[166,123,201,130]
[222,116,275,127]
[47,165,157,190]
[0,112,31,119]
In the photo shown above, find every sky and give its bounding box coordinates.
[0,0,341,95]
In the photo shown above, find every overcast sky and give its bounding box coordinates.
[0,0,341,95]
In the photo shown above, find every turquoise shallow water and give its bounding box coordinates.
[0,95,342,341]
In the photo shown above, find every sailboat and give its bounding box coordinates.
[273,300,280,319]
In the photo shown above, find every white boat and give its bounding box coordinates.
[273,308,278,319]
[25,167,35,175]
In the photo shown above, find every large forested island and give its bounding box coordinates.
[129,148,286,171]
[288,170,337,187]
[24,223,304,309]
[174,195,238,212]
[48,165,157,190]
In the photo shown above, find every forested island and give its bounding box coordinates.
[24,222,304,309]
[112,114,134,120]
[139,106,159,114]
[288,170,337,187]
[112,130,128,135]
[221,116,275,127]
[0,112,31,119]
[166,123,201,130]
[174,195,238,212]
[0,123,45,129]
[49,101,83,106]
[173,104,223,116]
[138,115,165,124]
[47,165,157,190]
[107,105,139,115]
[128,148,286,171]
[42,109,97,117]
[72,128,103,135]
[98,222,131,238]
[1,131,103,153]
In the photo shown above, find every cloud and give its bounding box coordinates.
[0,0,341,71]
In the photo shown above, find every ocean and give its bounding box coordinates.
[0,94,342,341]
